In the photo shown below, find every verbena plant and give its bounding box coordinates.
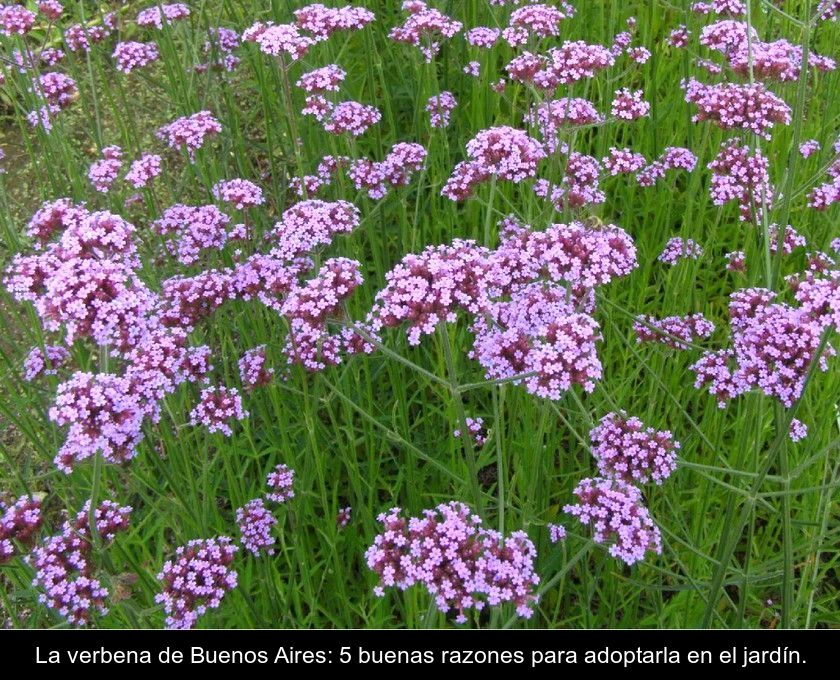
[0,0,838,629]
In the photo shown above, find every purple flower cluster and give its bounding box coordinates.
[297,64,346,93]
[524,98,604,154]
[1,495,42,563]
[156,111,222,160]
[564,477,662,565]
[683,78,791,139]
[389,2,462,62]
[453,417,487,448]
[238,346,274,390]
[590,412,680,485]
[189,385,248,437]
[293,3,375,41]
[236,499,277,555]
[611,88,650,121]
[365,501,540,622]
[506,41,614,90]
[266,464,295,504]
[49,372,146,473]
[153,203,232,266]
[709,139,774,221]
[125,153,162,188]
[691,289,833,408]
[548,523,566,543]
[426,91,457,128]
[155,537,238,629]
[136,3,190,30]
[281,258,363,371]
[0,4,35,35]
[346,142,427,198]
[113,41,160,74]
[28,499,131,625]
[23,344,70,381]
[442,126,545,200]
[658,237,703,265]
[268,199,360,261]
[634,313,715,350]
[212,178,264,209]
[337,506,352,528]
[88,145,123,193]
[243,22,315,61]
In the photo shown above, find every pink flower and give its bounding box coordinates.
[266,463,295,504]
[564,477,662,565]
[112,41,160,73]
[155,537,237,629]
[236,499,277,555]
[212,178,265,209]
[157,111,222,159]
[189,385,248,437]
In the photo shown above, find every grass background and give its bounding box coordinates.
[0,0,838,628]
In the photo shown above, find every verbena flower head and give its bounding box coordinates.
[281,257,363,371]
[466,27,500,48]
[426,91,457,128]
[136,3,190,29]
[800,140,821,158]
[88,146,123,193]
[788,418,808,442]
[23,344,70,381]
[504,3,574,45]
[153,203,232,266]
[212,178,265,209]
[268,199,360,261]
[239,345,274,390]
[768,224,806,255]
[457,125,545,185]
[236,499,277,556]
[28,499,130,625]
[709,139,773,222]
[337,506,352,528]
[49,372,146,473]
[524,98,603,154]
[1,495,42,563]
[634,313,715,350]
[611,88,650,120]
[189,385,248,437]
[266,463,295,504]
[244,22,315,60]
[548,523,566,544]
[0,4,36,35]
[370,239,495,345]
[590,412,680,485]
[38,1,64,21]
[603,147,647,175]
[125,153,162,188]
[296,64,346,92]
[691,290,833,408]
[365,501,540,622]
[321,100,381,136]
[658,237,703,265]
[564,477,662,565]
[683,78,791,139]
[155,537,238,629]
[156,111,222,160]
[389,2,463,62]
[112,41,160,74]
[293,3,375,41]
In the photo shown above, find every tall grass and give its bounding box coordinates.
[0,0,838,629]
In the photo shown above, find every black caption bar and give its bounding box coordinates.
[3,629,836,670]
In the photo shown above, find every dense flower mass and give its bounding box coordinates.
[691,289,833,408]
[28,499,131,625]
[156,537,238,629]
[365,502,540,622]
[49,372,146,473]
[389,2,462,62]
[590,412,680,485]
[564,477,662,565]
[683,79,791,139]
